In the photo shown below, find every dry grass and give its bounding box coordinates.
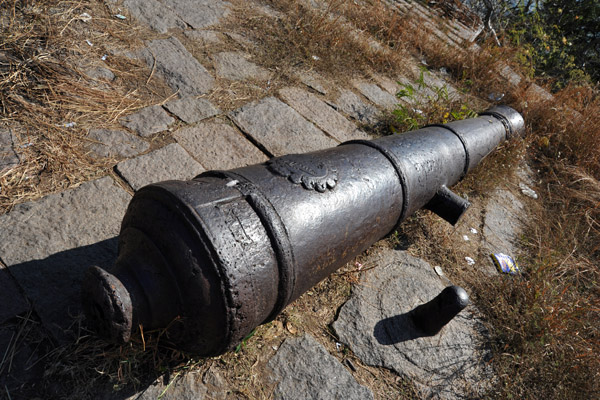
[231,0,411,84]
[28,317,203,399]
[0,0,171,214]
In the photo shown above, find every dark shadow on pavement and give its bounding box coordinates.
[0,238,161,400]
[6,237,119,343]
[374,311,431,345]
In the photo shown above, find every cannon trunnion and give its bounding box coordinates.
[82,106,524,356]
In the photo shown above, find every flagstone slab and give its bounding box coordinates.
[123,0,186,33]
[164,97,220,124]
[333,248,493,399]
[353,81,399,110]
[230,97,338,156]
[141,37,215,97]
[482,188,526,264]
[120,105,175,137]
[86,128,149,159]
[268,334,374,400]
[0,127,19,172]
[332,90,379,124]
[174,122,267,170]
[164,0,231,30]
[116,143,205,190]
[279,87,369,142]
[213,52,270,81]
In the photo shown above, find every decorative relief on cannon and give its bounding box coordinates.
[267,154,338,192]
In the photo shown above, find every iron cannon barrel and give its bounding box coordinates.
[82,106,524,356]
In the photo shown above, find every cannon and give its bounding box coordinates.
[82,105,524,356]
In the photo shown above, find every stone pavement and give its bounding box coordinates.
[333,249,493,399]
[0,0,539,399]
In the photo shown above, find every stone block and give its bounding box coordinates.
[498,64,522,87]
[164,97,220,124]
[174,122,267,170]
[230,97,338,156]
[142,37,215,96]
[482,188,525,260]
[0,127,19,172]
[213,52,270,81]
[297,71,328,94]
[163,0,231,30]
[120,105,175,137]
[268,334,374,400]
[123,0,186,33]
[279,87,369,142]
[183,29,222,46]
[116,143,205,191]
[332,90,378,124]
[86,128,149,159]
[525,83,554,103]
[353,81,399,110]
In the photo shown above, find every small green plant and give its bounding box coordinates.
[392,68,477,133]
[234,328,257,353]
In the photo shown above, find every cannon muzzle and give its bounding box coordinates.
[82,106,524,355]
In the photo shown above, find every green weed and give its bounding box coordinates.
[392,67,477,132]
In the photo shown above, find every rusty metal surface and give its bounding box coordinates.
[82,106,525,356]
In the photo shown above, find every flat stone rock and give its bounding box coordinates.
[174,122,267,170]
[525,83,554,103]
[212,51,270,81]
[164,97,219,124]
[482,188,526,260]
[120,105,175,137]
[183,29,222,46]
[375,75,400,95]
[297,71,328,94]
[163,0,231,29]
[0,127,19,172]
[353,81,399,110]
[85,65,115,82]
[395,75,427,105]
[333,248,493,399]
[116,143,205,191]
[225,32,256,49]
[128,372,207,400]
[202,365,227,398]
[422,72,461,100]
[279,87,369,142]
[268,334,374,400]
[498,63,522,87]
[86,128,149,159]
[331,89,378,124]
[230,97,338,156]
[0,177,131,341]
[142,37,215,96]
[124,0,186,33]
